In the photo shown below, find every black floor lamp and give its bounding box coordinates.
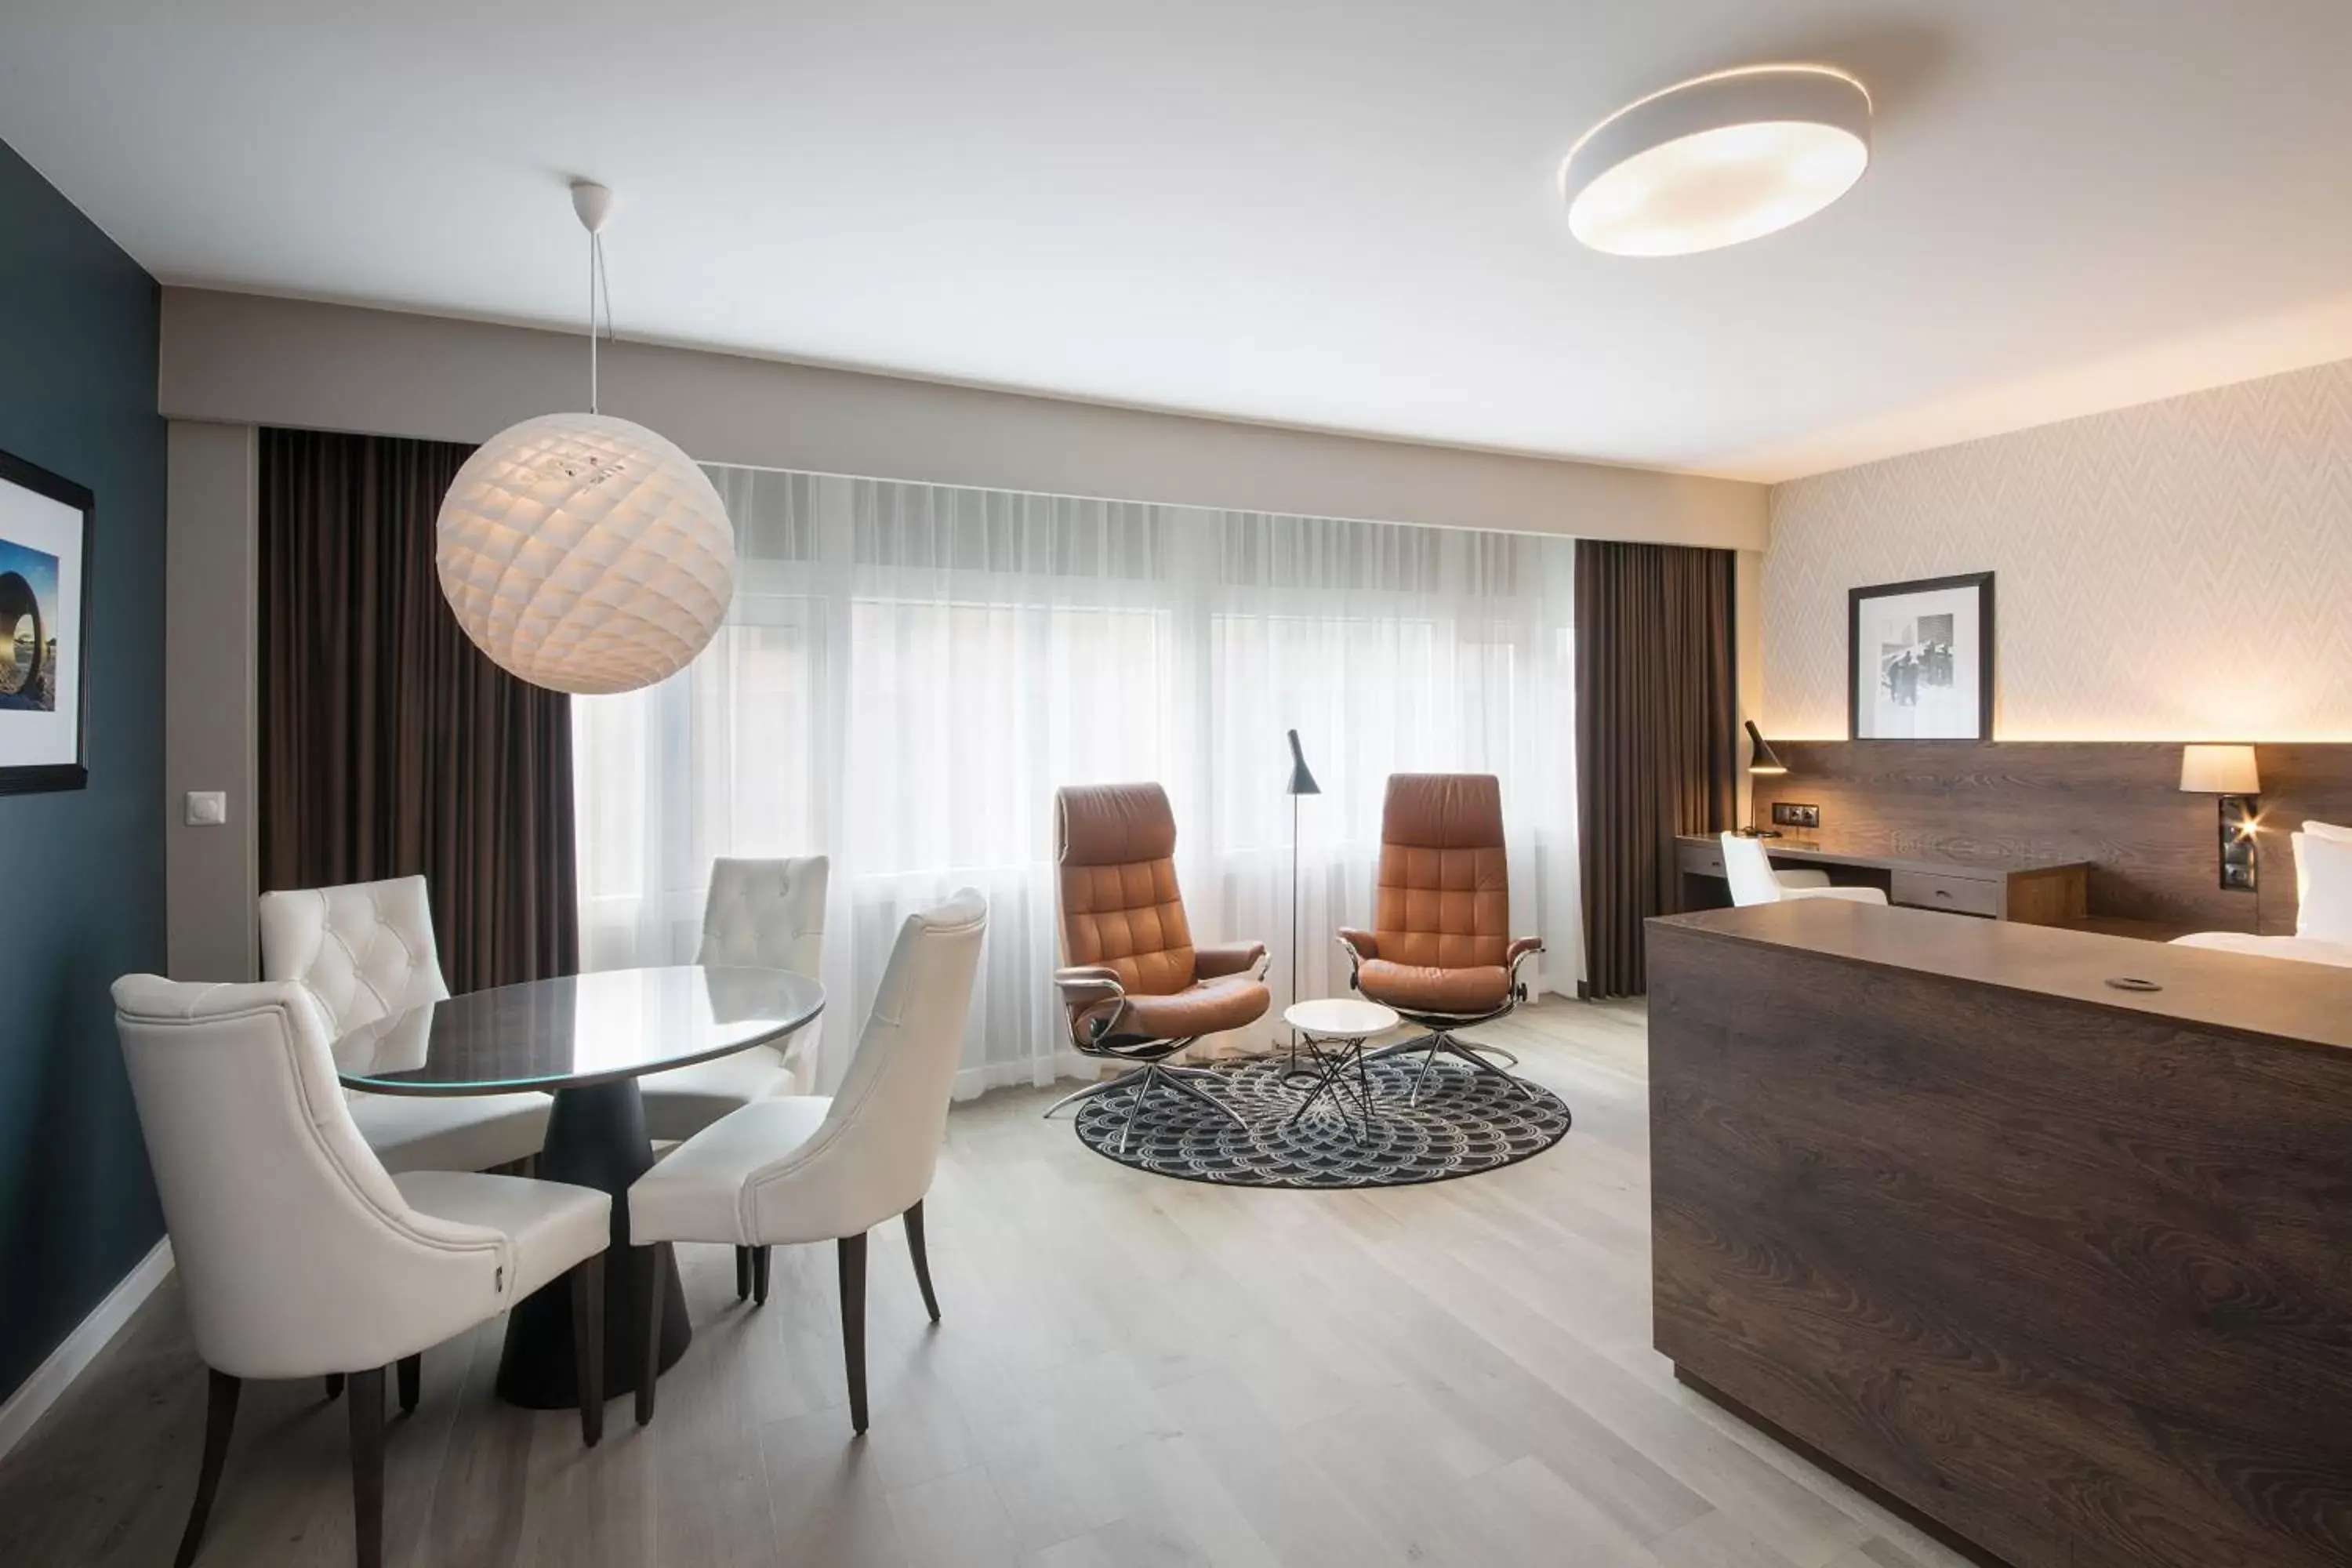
[1284,730,1320,1073]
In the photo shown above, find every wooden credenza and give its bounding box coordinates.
[1675,834,2089,924]
[1646,902,2352,1568]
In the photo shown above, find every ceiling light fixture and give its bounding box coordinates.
[434,180,737,695]
[1561,64,1871,257]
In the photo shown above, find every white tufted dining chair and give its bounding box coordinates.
[627,889,985,1435]
[114,975,611,1568]
[639,856,829,1144]
[259,876,551,1176]
[1719,833,1888,907]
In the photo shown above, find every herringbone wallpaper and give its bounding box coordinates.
[1765,356,2352,740]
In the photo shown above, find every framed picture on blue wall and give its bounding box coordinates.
[0,446,93,793]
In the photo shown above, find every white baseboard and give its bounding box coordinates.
[0,1237,175,1464]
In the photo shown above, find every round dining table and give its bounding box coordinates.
[331,965,826,1409]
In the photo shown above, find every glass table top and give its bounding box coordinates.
[332,966,826,1095]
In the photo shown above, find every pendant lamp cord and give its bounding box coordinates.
[586,229,613,415]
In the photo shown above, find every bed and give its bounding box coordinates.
[2170,819,2352,968]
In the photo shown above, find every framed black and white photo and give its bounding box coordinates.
[1848,572,1994,741]
[0,447,94,793]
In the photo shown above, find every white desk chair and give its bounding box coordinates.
[627,890,986,1435]
[641,856,827,1147]
[114,976,610,1568]
[1720,833,1889,907]
[260,876,550,1176]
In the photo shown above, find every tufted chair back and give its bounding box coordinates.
[697,856,828,975]
[260,875,450,1043]
[1054,783,1196,996]
[1371,775,1512,969]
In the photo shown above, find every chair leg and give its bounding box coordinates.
[735,1245,752,1301]
[752,1245,772,1306]
[1155,1066,1249,1129]
[174,1368,240,1568]
[570,1254,604,1446]
[1040,1065,1151,1120]
[904,1201,941,1323]
[347,1367,386,1568]
[636,1243,669,1428]
[395,1356,420,1416]
[323,1373,344,1401]
[838,1232,869,1434]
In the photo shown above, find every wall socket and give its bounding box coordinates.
[1770,801,1821,829]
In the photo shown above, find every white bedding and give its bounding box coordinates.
[2169,931,2352,970]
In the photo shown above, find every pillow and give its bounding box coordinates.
[2293,830,2352,942]
[2301,819,2352,842]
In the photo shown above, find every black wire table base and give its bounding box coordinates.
[1068,1053,1571,1189]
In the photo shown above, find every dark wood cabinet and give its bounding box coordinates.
[1647,902,2352,1568]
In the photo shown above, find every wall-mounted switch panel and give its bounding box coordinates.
[184,790,228,826]
[1771,801,1821,829]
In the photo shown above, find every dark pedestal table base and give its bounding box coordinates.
[495,1079,691,1409]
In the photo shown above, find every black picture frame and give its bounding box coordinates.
[1847,572,1994,742]
[0,445,94,794]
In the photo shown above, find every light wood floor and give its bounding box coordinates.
[0,1000,1972,1568]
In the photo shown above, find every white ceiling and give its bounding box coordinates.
[5,2,2351,482]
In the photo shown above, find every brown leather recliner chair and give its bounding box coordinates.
[1338,774,1541,1100]
[1049,783,1269,1148]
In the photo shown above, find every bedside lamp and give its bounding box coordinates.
[2180,743,2260,891]
[1738,720,1788,837]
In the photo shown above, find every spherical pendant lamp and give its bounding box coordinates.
[436,411,735,695]
[435,183,736,695]
[1562,65,1871,257]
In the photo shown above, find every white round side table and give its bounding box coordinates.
[1283,999,1400,1134]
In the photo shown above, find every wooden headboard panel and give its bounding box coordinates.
[1752,742,2352,935]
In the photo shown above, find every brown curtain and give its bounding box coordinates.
[1574,539,1737,998]
[258,428,578,993]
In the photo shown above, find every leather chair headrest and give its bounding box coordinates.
[1056,782,1178,866]
[1381,774,1504,850]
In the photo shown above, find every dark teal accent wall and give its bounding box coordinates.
[0,139,168,1404]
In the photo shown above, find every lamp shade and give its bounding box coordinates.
[1744,720,1788,775]
[1284,729,1321,796]
[436,412,736,695]
[1562,65,1871,257]
[2180,743,2259,796]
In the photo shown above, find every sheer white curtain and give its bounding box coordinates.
[574,467,1578,1097]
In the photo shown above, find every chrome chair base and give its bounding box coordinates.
[1044,1060,1248,1154]
[1365,1029,1534,1103]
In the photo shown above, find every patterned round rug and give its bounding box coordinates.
[1069,1053,1572,1189]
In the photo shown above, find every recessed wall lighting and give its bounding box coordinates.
[1561,64,1872,257]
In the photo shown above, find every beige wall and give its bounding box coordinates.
[163,419,259,982]
[1765,355,2352,742]
[158,288,1766,551]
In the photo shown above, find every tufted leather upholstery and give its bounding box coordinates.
[260,876,448,1039]
[1058,785,1196,996]
[111,975,608,1380]
[696,856,827,972]
[1340,775,1541,1018]
[1054,784,1269,1048]
[641,856,828,1142]
[260,876,551,1174]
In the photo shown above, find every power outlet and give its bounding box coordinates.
[1771,801,1821,829]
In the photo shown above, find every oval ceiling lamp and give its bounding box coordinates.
[1561,64,1871,257]
[435,181,736,695]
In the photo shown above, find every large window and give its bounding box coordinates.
[575,468,1577,1095]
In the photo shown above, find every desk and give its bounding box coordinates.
[1675,834,2089,924]
[1646,902,2352,1568]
